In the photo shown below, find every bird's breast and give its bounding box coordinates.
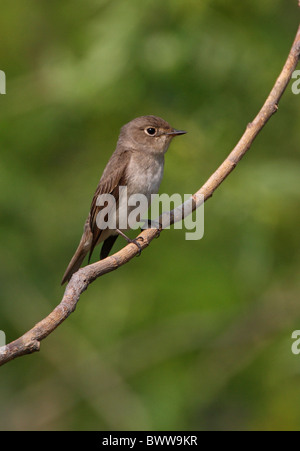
[110,154,165,231]
[126,154,164,200]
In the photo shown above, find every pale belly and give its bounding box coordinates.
[118,158,164,230]
[103,156,164,232]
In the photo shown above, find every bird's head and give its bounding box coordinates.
[118,115,186,155]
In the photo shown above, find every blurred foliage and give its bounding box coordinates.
[0,0,300,431]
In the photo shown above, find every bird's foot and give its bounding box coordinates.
[116,229,144,256]
[140,219,162,238]
[129,236,144,257]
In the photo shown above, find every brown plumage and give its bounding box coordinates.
[61,115,186,285]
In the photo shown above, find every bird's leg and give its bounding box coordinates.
[140,219,162,238]
[116,229,144,256]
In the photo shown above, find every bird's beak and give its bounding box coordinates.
[166,129,187,136]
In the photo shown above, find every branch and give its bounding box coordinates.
[1,24,299,367]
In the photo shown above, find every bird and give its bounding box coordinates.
[61,115,186,285]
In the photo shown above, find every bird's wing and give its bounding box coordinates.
[88,150,131,260]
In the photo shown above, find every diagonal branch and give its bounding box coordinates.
[1,24,299,367]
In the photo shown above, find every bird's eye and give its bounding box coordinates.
[145,127,156,136]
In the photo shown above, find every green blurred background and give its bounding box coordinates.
[0,0,299,431]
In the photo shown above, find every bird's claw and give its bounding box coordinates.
[155,228,161,239]
[140,220,162,238]
[131,237,144,256]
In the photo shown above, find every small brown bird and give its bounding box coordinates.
[61,115,186,284]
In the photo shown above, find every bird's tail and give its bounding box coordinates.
[61,218,93,285]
